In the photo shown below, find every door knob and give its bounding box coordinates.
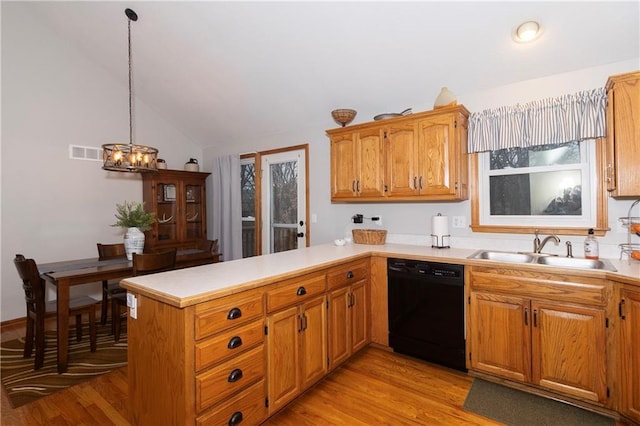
[297,232,305,238]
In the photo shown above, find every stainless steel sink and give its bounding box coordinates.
[468,250,617,272]
[535,255,617,271]
[468,250,535,264]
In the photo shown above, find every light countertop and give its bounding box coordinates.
[120,243,640,308]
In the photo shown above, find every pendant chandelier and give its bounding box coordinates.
[102,8,158,173]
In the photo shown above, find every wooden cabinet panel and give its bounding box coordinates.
[327,105,469,202]
[266,293,327,415]
[351,279,368,353]
[606,71,640,197]
[357,128,385,197]
[327,259,369,290]
[196,379,266,426]
[330,133,357,199]
[195,290,264,339]
[468,266,610,405]
[621,288,640,423]
[195,319,264,371]
[469,292,531,382]
[196,345,265,413]
[300,295,328,389]
[385,122,417,197]
[266,306,300,414]
[328,286,350,367]
[531,301,607,403]
[266,273,326,313]
[142,169,211,249]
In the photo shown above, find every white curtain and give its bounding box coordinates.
[468,87,607,153]
[210,154,243,261]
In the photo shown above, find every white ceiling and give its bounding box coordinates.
[19,1,640,149]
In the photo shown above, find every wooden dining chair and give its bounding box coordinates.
[96,243,128,325]
[112,248,177,342]
[14,254,98,370]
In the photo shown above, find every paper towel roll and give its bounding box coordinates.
[431,214,449,238]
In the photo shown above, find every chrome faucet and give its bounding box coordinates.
[533,230,561,254]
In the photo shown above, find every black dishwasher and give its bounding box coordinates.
[387,258,466,372]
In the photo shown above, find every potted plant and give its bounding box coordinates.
[112,201,155,260]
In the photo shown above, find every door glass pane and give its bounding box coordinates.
[185,184,203,239]
[270,160,298,253]
[241,161,256,258]
[157,183,177,242]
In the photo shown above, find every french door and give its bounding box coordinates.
[261,148,307,254]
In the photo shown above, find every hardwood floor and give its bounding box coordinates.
[2,319,498,425]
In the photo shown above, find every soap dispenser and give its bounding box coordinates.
[584,228,599,259]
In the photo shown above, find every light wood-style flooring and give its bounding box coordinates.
[1,320,495,425]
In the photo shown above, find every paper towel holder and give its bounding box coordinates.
[431,213,450,248]
[431,234,450,249]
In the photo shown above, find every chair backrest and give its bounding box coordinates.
[97,243,127,260]
[196,239,219,254]
[132,248,177,276]
[14,254,46,315]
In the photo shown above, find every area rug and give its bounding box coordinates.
[463,378,614,426]
[1,323,127,408]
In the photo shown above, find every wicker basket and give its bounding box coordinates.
[352,229,387,245]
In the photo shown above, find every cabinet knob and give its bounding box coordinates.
[346,271,354,279]
[228,411,244,425]
[227,307,242,320]
[227,336,243,349]
[227,368,244,383]
[296,286,307,296]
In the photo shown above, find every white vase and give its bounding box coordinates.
[124,227,145,260]
[434,86,457,109]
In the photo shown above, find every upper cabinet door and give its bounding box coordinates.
[330,134,357,199]
[606,71,640,197]
[385,122,418,197]
[355,128,385,198]
[416,115,455,196]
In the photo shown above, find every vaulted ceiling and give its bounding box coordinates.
[17,1,640,149]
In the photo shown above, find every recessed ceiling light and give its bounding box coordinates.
[513,20,542,43]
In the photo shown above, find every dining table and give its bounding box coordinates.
[38,249,220,373]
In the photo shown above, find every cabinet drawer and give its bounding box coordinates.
[195,290,264,340]
[196,345,265,413]
[195,319,264,372]
[196,379,266,426]
[266,273,326,313]
[327,259,369,290]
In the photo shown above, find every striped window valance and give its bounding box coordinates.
[468,88,607,153]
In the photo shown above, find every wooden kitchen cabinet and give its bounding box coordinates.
[329,128,385,199]
[605,71,640,197]
[265,273,327,414]
[620,287,640,423]
[142,169,210,249]
[386,112,468,199]
[468,266,610,405]
[327,105,469,202]
[327,259,370,369]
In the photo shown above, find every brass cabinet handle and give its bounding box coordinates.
[419,176,424,189]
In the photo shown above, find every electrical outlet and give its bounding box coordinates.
[452,216,466,228]
[352,214,363,224]
[372,216,382,226]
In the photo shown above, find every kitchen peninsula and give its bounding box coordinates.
[120,243,640,425]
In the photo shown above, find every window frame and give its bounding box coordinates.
[470,138,609,236]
